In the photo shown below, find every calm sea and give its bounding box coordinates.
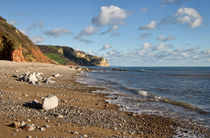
[77,67,210,127]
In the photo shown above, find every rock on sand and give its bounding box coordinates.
[42,95,58,110]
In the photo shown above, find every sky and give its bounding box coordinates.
[1,0,210,66]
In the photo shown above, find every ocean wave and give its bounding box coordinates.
[137,90,208,114]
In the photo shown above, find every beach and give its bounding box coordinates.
[0,60,209,138]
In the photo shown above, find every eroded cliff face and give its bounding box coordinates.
[74,51,109,66]
[0,16,57,64]
[38,45,109,67]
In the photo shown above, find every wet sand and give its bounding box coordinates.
[0,60,209,138]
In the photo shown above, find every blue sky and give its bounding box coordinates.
[1,0,210,66]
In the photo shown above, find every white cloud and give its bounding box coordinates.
[92,5,129,26]
[175,7,203,28]
[101,25,119,35]
[44,28,71,37]
[157,43,170,50]
[81,25,98,35]
[139,20,157,30]
[140,8,148,13]
[74,36,93,44]
[102,47,210,66]
[100,44,112,50]
[75,5,129,42]
[74,25,97,44]
[31,36,44,43]
[157,35,176,41]
[92,5,129,35]
[142,42,152,50]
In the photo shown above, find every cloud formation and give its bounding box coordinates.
[31,36,44,43]
[74,25,97,44]
[44,28,71,37]
[92,5,129,26]
[175,7,202,28]
[102,47,210,66]
[75,5,129,43]
[139,20,157,30]
[92,5,129,35]
[80,25,98,36]
[142,42,152,50]
[157,43,171,50]
[100,25,119,35]
[100,44,112,51]
[157,35,176,41]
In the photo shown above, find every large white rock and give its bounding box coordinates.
[42,95,58,110]
[28,73,38,84]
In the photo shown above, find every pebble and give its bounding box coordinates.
[39,127,46,131]
[83,134,88,137]
[22,124,35,131]
[56,114,64,118]
[74,131,79,135]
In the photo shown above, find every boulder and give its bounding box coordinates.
[28,73,38,84]
[42,95,58,110]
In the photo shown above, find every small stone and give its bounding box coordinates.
[15,129,20,132]
[10,121,21,128]
[44,77,55,84]
[53,73,60,77]
[132,113,137,117]
[83,134,88,137]
[56,114,63,119]
[39,127,46,131]
[27,119,31,122]
[26,136,32,138]
[22,124,35,131]
[74,131,79,135]
[114,127,117,130]
[44,125,51,128]
[23,94,29,97]
[20,121,26,127]
[32,99,39,104]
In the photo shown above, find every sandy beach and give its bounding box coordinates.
[0,60,209,138]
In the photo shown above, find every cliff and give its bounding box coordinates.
[0,16,109,66]
[38,45,109,66]
[0,16,56,64]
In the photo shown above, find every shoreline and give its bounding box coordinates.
[0,60,209,137]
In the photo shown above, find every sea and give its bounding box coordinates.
[76,67,210,128]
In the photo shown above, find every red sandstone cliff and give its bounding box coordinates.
[0,16,57,64]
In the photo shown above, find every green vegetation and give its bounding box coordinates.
[44,53,65,64]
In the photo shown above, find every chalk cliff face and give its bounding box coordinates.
[0,16,56,64]
[38,45,109,67]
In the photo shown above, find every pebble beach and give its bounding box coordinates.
[0,60,209,138]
